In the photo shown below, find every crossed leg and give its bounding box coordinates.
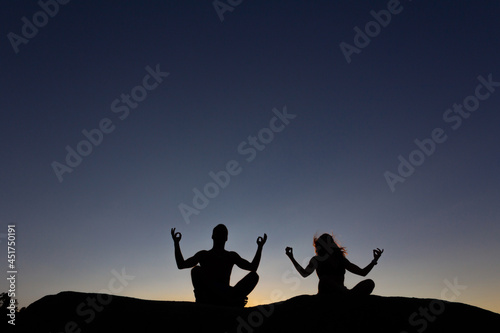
[191,266,259,306]
[233,271,259,301]
[349,279,375,297]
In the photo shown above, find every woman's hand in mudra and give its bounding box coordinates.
[171,228,182,243]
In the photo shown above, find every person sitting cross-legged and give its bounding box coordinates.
[171,224,267,307]
[286,233,383,298]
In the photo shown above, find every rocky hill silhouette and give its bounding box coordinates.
[15,291,500,332]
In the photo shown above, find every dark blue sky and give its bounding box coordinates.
[1,0,499,312]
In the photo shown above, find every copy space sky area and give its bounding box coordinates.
[1,0,499,314]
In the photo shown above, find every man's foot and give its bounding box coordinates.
[228,295,248,308]
[193,289,211,304]
[194,289,249,307]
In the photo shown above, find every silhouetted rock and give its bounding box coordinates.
[16,291,500,332]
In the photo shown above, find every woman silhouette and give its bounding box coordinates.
[285,233,383,297]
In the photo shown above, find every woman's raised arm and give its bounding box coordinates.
[286,247,316,278]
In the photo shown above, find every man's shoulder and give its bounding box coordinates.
[213,250,239,256]
[203,249,236,256]
[201,249,239,262]
[195,250,208,257]
[217,250,241,260]
[226,251,242,264]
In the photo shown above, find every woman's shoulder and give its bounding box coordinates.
[311,255,325,263]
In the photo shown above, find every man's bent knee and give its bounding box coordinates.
[245,271,259,288]
[249,271,259,282]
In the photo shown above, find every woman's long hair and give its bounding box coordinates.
[313,233,347,258]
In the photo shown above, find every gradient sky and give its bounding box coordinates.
[1,0,499,314]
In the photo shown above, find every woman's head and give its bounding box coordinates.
[313,233,346,257]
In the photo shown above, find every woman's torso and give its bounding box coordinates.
[316,251,346,287]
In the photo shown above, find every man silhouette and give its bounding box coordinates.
[171,224,267,307]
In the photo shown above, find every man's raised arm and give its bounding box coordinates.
[249,233,267,271]
[171,228,199,269]
[233,233,267,271]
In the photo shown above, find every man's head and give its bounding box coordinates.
[212,224,228,243]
